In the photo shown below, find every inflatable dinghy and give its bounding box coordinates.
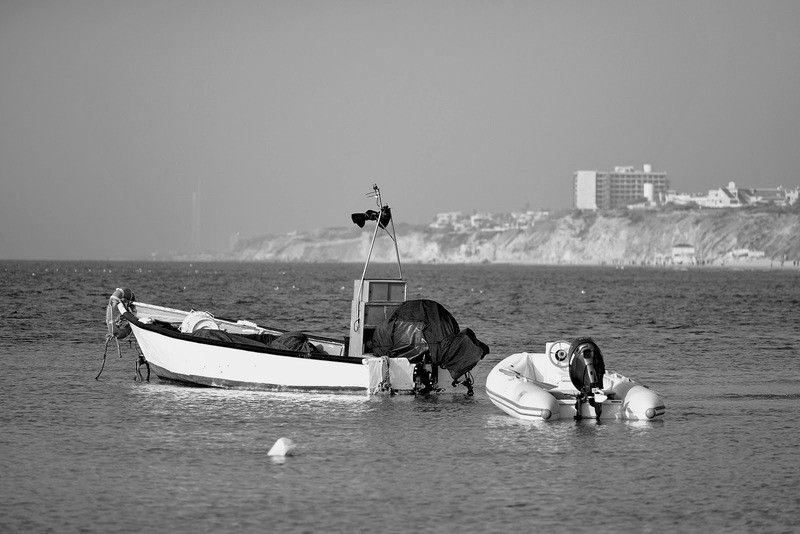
[486,338,665,421]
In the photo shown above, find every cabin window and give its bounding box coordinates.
[367,282,406,303]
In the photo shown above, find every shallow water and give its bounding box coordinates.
[1,261,798,532]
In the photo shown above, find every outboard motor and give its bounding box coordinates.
[568,337,606,419]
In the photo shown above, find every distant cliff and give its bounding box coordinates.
[225,208,800,265]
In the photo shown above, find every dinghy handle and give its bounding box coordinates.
[499,367,557,390]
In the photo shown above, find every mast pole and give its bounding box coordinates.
[355,184,403,316]
[356,185,384,312]
[389,216,402,280]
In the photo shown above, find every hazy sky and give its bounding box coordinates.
[2,1,799,260]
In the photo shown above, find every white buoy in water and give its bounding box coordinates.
[268,437,296,457]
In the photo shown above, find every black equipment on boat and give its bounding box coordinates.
[370,299,490,393]
[568,337,606,419]
[568,337,605,391]
[351,207,391,229]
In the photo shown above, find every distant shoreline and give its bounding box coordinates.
[4,257,799,272]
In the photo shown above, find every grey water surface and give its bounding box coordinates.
[1,261,798,533]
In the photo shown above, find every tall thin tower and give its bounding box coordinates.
[191,180,200,250]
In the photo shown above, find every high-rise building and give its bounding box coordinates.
[574,165,669,210]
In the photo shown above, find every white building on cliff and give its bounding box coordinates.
[574,164,669,210]
[665,182,799,208]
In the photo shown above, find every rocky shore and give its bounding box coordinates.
[194,208,800,268]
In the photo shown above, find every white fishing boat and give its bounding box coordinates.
[100,185,489,395]
[486,338,665,420]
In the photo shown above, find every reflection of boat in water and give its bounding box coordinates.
[102,185,488,395]
[486,338,665,421]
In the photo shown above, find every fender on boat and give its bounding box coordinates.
[106,287,135,339]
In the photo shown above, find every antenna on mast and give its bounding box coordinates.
[351,184,403,282]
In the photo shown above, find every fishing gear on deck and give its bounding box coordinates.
[96,287,149,381]
[106,287,135,340]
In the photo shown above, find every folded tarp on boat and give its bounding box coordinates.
[370,299,489,380]
[192,329,321,354]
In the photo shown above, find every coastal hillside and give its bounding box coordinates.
[227,208,800,265]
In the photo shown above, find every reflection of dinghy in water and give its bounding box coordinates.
[101,185,489,395]
[486,338,665,420]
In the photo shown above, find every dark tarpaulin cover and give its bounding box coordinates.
[371,299,489,380]
[192,329,320,354]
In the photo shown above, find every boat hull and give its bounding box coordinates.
[486,352,665,421]
[129,320,371,392]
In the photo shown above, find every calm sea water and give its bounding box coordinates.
[1,260,799,533]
